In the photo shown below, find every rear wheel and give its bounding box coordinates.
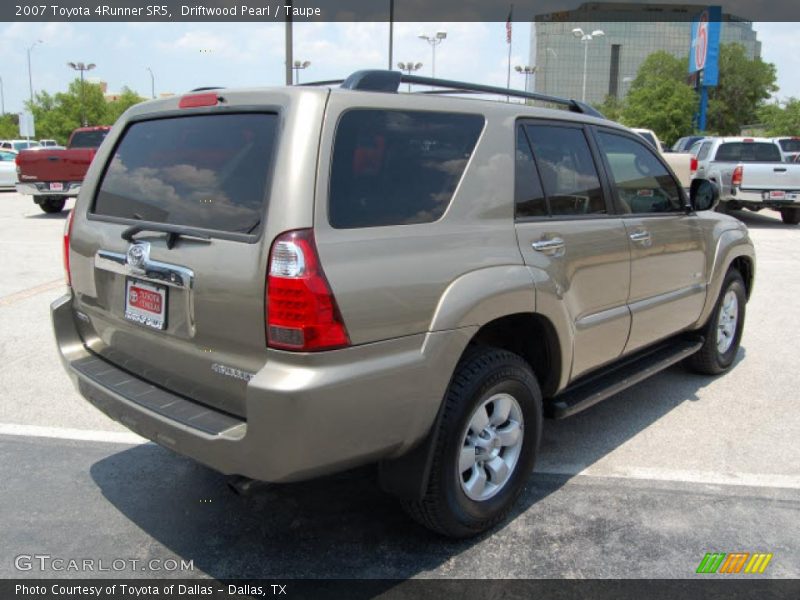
[780,207,800,225]
[686,269,746,375]
[402,347,542,538]
[39,197,65,214]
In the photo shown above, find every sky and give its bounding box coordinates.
[0,21,796,115]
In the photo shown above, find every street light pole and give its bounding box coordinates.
[146,67,155,99]
[67,61,96,127]
[572,28,604,103]
[397,62,423,92]
[514,65,536,93]
[418,31,447,78]
[27,39,43,108]
[292,60,311,85]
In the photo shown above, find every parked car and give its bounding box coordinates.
[0,149,18,189]
[39,139,59,147]
[773,136,800,163]
[672,135,705,153]
[52,71,755,537]
[15,126,111,213]
[692,136,800,224]
[632,128,695,189]
[1,139,41,152]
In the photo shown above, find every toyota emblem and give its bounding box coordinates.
[126,244,146,268]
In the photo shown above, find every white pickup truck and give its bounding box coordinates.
[632,128,695,190]
[692,136,800,224]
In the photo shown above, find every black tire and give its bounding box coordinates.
[401,346,542,538]
[780,207,800,225]
[686,269,746,375]
[40,197,65,214]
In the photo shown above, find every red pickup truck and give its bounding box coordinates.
[16,126,111,213]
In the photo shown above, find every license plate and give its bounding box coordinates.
[49,182,64,191]
[124,278,167,330]
[769,190,786,200]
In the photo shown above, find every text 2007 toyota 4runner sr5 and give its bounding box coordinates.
[52,71,755,537]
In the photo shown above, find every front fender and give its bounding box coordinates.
[694,226,755,328]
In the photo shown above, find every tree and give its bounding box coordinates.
[24,79,146,144]
[595,95,624,122]
[707,43,778,135]
[757,98,800,136]
[0,114,19,139]
[620,51,697,145]
[105,87,147,124]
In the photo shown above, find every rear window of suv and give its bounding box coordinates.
[329,109,484,228]
[70,130,109,148]
[714,142,782,162]
[93,113,277,235]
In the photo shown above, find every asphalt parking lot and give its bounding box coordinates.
[0,191,798,580]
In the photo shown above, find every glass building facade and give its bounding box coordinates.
[530,3,761,104]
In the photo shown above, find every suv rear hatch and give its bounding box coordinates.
[68,104,289,418]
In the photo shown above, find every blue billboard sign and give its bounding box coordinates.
[689,6,721,86]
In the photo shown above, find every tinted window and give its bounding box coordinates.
[70,130,109,148]
[778,139,800,153]
[13,141,39,150]
[93,113,277,234]
[714,142,781,162]
[329,110,483,228]
[514,126,547,218]
[697,142,712,161]
[0,151,14,161]
[597,131,682,214]
[525,124,605,216]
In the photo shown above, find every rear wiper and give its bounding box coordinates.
[122,223,212,249]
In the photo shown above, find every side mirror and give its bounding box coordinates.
[690,180,719,212]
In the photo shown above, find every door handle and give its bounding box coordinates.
[531,237,565,256]
[629,230,652,246]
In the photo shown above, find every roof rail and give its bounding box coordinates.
[303,70,605,119]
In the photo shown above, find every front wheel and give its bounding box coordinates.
[686,270,746,375]
[780,207,800,225]
[39,197,66,214]
[402,347,542,537]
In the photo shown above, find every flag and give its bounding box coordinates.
[506,6,513,44]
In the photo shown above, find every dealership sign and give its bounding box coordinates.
[689,6,721,86]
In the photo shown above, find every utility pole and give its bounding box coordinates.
[67,62,96,127]
[285,1,293,85]
[146,67,155,99]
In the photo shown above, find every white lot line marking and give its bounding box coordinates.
[0,279,64,307]
[1,422,799,490]
[535,464,800,490]
[0,423,147,445]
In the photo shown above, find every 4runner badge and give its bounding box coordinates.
[126,243,147,269]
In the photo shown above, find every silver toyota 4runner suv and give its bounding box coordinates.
[52,71,755,537]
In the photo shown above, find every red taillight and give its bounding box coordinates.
[178,93,219,108]
[743,138,754,143]
[63,209,74,287]
[266,229,350,351]
[690,156,698,175]
[732,165,743,187]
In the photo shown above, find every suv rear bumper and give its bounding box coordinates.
[16,182,81,198]
[52,294,472,483]
[728,188,800,206]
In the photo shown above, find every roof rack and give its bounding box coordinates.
[302,70,605,119]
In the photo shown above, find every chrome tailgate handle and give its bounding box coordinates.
[629,230,652,246]
[531,237,565,256]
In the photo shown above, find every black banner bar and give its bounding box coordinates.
[3,579,800,600]
[5,0,800,23]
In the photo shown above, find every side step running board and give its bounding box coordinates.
[547,338,703,419]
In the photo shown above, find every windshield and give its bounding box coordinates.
[93,113,278,235]
[714,142,782,162]
[13,141,40,151]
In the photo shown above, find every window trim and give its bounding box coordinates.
[590,125,689,217]
[513,117,615,222]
